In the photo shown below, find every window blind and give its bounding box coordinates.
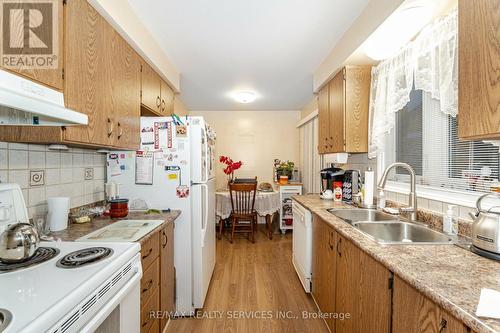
[386,89,500,193]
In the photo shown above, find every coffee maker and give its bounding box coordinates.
[320,166,345,193]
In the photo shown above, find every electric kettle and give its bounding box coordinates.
[469,193,500,259]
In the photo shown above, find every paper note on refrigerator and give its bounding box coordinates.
[135,151,154,185]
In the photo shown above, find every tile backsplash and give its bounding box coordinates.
[0,142,106,218]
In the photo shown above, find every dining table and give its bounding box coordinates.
[215,189,281,240]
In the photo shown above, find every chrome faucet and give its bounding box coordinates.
[378,162,418,222]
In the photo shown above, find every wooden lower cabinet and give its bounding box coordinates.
[140,222,175,333]
[160,222,175,331]
[312,215,391,333]
[311,214,337,331]
[393,276,468,333]
[335,234,391,333]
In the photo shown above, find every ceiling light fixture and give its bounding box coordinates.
[233,91,257,104]
[363,2,433,61]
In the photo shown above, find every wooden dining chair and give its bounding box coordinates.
[228,180,257,243]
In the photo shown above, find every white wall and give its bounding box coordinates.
[191,111,301,189]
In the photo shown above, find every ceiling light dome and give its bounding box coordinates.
[233,91,257,104]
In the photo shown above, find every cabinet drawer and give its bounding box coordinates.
[141,233,160,270]
[141,258,160,305]
[141,286,159,333]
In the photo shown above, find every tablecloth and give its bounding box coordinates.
[216,190,280,219]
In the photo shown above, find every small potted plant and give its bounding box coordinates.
[276,161,294,184]
[219,155,243,184]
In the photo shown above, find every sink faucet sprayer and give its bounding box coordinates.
[377,162,418,222]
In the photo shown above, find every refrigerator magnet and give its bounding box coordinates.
[176,125,187,137]
[168,173,178,180]
[176,185,189,198]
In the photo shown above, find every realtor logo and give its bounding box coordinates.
[0,0,58,69]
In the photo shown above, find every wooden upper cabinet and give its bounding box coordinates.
[63,0,140,149]
[317,65,371,154]
[393,276,468,333]
[329,70,345,152]
[458,0,500,140]
[161,80,175,116]
[344,66,371,152]
[0,0,64,91]
[110,40,141,149]
[63,0,109,145]
[317,84,330,154]
[141,61,162,115]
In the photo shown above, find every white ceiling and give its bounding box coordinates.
[128,0,370,111]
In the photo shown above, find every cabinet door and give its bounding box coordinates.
[344,66,371,152]
[335,235,391,333]
[393,276,468,333]
[111,39,140,149]
[317,85,330,154]
[458,0,500,139]
[160,222,175,331]
[161,80,175,116]
[0,0,64,90]
[329,70,345,153]
[63,0,113,145]
[141,62,162,115]
[311,215,337,332]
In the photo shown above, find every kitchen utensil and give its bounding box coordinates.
[47,197,70,232]
[0,223,40,263]
[109,199,129,218]
[469,193,500,259]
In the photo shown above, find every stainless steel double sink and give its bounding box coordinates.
[327,208,454,245]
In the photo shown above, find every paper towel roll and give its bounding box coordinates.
[47,197,70,232]
[364,170,374,206]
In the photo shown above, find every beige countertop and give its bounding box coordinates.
[293,194,500,333]
[50,210,181,243]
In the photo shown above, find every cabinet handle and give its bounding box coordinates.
[161,99,166,112]
[107,118,113,137]
[162,231,168,248]
[142,248,152,260]
[438,319,447,332]
[117,122,123,139]
[336,237,342,256]
[142,279,153,293]
[156,96,161,107]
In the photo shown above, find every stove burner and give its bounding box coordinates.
[57,247,113,268]
[0,247,60,273]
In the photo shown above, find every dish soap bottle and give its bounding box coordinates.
[443,205,457,235]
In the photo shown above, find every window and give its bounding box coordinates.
[385,88,500,193]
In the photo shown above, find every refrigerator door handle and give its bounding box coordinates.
[203,131,209,183]
[200,183,209,247]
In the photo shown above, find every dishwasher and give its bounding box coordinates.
[292,199,312,293]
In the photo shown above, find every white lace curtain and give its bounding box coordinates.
[368,9,458,159]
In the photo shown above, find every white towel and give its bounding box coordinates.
[476,288,500,319]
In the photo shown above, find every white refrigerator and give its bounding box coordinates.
[106,116,216,315]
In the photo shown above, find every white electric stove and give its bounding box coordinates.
[0,241,142,333]
[0,184,143,333]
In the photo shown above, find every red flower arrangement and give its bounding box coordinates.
[219,155,243,181]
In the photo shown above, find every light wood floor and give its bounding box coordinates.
[166,228,328,333]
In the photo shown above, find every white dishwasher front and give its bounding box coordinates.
[292,199,312,293]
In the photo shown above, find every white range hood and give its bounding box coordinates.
[0,69,88,126]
